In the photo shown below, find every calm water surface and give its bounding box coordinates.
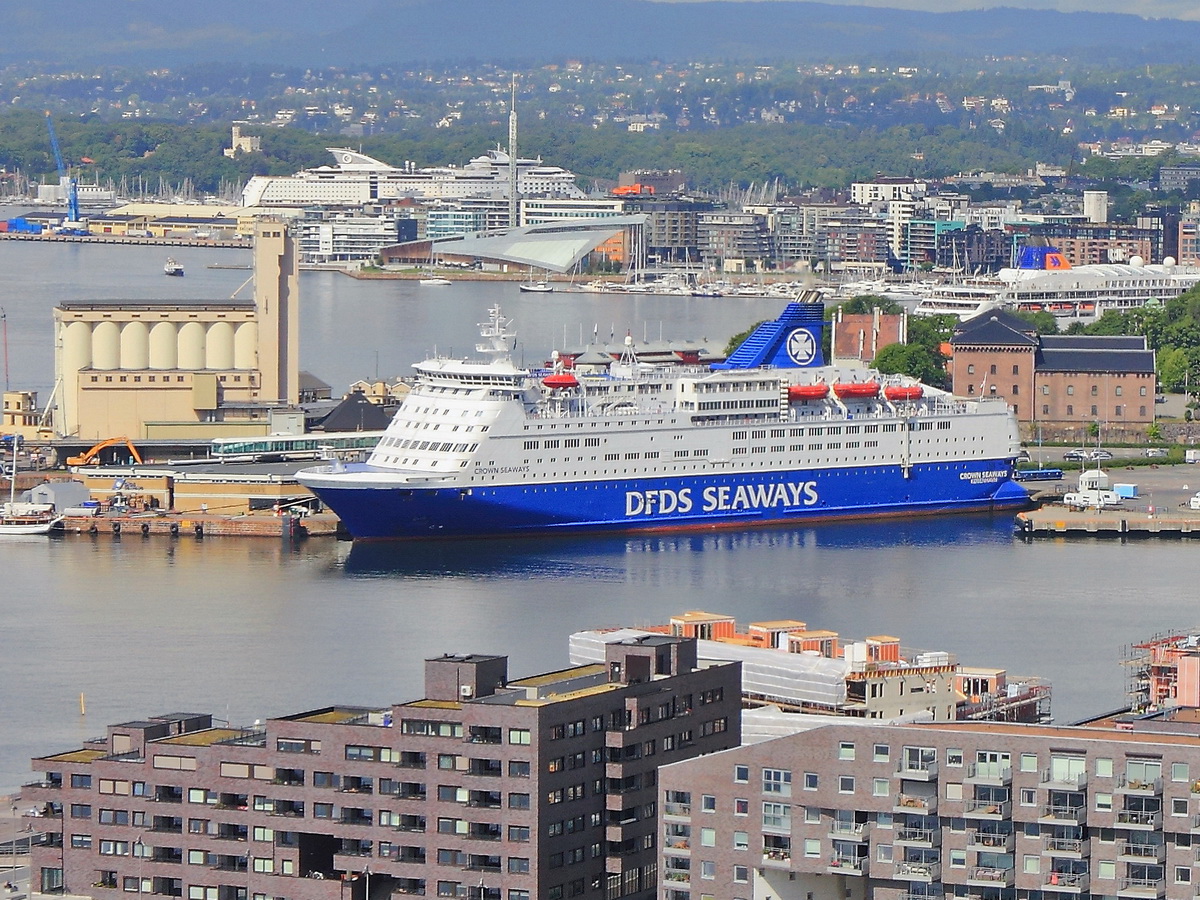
[0,242,1186,793]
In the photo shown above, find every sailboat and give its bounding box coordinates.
[519,268,553,293]
[0,438,61,535]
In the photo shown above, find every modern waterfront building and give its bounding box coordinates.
[294,211,417,264]
[52,220,300,440]
[658,714,1200,900]
[23,637,741,900]
[571,612,1049,725]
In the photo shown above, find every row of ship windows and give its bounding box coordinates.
[525,420,668,430]
[692,380,780,393]
[379,439,480,453]
[515,423,951,451]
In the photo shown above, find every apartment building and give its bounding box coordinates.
[23,639,740,900]
[659,716,1200,900]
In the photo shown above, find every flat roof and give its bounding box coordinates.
[930,720,1200,746]
[670,611,735,624]
[156,728,243,747]
[750,620,807,630]
[402,699,463,710]
[509,664,604,689]
[58,297,255,310]
[277,706,374,724]
[36,749,106,764]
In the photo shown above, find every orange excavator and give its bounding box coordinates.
[66,437,144,467]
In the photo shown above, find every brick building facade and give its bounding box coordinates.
[950,310,1156,438]
[22,639,740,900]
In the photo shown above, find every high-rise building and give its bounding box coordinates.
[23,638,740,900]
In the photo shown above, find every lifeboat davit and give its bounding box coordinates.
[832,381,880,400]
[543,373,579,389]
[788,383,829,401]
[884,385,924,402]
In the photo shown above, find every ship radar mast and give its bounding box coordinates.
[476,305,515,361]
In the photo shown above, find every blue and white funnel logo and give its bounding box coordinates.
[786,328,817,366]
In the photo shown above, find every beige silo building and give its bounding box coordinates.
[53,220,300,440]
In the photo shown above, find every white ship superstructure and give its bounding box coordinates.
[241,148,585,208]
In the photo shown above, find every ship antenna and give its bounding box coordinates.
[508,74,518,230]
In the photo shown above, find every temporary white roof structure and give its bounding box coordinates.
[427,216,646,273]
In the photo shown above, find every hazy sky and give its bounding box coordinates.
[662,0,1200,20]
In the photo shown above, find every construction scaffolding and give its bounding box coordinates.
[1123,629,1200,714]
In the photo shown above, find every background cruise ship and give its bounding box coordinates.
[912,245,1200,321]
[241,146,586,207]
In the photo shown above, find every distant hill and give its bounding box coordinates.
[1,0,1197,67]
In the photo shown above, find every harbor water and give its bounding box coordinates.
[0,241,1186,793]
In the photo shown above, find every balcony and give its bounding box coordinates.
[1118,877,1166,898]
[663,802,691,819]
[895,794,937,815]
[1045,872,1090,894]
[1116,809,1163,830]
[827,854,867,876]
[896,760,938,782]
[894,861,940,883]
[395,753,426,770]
[829,822,870,842]
[663,838,690,854]
[662,869,690,884]
[963,798,1010,820]
[1041,768,1088,791]
[967,830,1013,851]
[466,727,502,745]
[967,866,1014,888]
[1042,836,1086,858]
[1118,840,1165,862]
[762,847,792,868]
[966,763,1012,786]
[1039,804,1086,825]
[1117,776,1162,796]
[894,827,937,848]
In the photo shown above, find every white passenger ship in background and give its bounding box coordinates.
[241,147,586,207]
[913,245,1200,321]
[299,295,1026,540]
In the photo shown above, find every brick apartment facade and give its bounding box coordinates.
[22,639,740,900]
[950,310,1156,438]
[659,715,1200,900]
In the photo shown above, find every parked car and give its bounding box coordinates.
[1062,449,1089,461]
[1016,450,1031,463]
[1088,449,1114,461]
[1144,448,1169,458]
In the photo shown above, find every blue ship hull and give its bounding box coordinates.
[311,459,1029,541]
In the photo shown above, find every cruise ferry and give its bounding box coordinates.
[298,296,1027,539]
[913,245,1200,321]
[241,147,585,207]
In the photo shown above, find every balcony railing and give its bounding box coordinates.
[1118,877,1165,897]
[1046,872,1089,892]
[663,870,690,883]
[895,828,936,845]
[1043,836,1085,855]
[968,830,1013,850]
[967,763,1012,784]
[1041,768,1088,791]
[895,794,937,813]
[1118,840,1165,860]
[967,866,1014,886]
[964,798,1010,818]
[828,854,866,874]
[1041,804,1085,824]
[663,803,691,817]
[762,848,792,866]
[896,760,938,781]
[830,822,870,841]
[1117,775,1163,795]
[1116,809,1163,829]
[894,861,940,882]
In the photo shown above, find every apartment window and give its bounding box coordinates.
[509,761,530,778]
[508,858,530,874]
[699,828,715,848]
[1067,405,1074,416]
[873,778,890,797]
[1173,763,1190,782]
[1091,385,1098,396]
[1116,385,1123,397]
[1023,855,1041,875]
[1043,405,1050,416]
[1012,385,1019,395]
[1098,860,1116,880]
[701,795,716,813]
[733,831,749,851]
[946,749,963,767]
[945,783,963,801]
[1020,788,1036,806]
[950,849,967,868]
[877,844,893,862]
[763,769,792,796]
[804,772,818,790]
[1091,405,1098,416]
[70,775,92,789]
[838,742,856,761]
[1176,867,1192,884]
[1020,753,1038,772]
[1095,792,1112,812]
[1140,386,1148,396]
[508,729,531,745]
[313,803,332,819]
[699,860,716,880]
[1172,798,1189,817]
[803,839,820,859]
[1013,364,1020,375]
[989,365,997,375]
[70,804,91,819]
[1067,385,1075,396]
[873,744,889,762]
[733,865,749,883]
[762,803,790,830]
[734,765,749,783]
[967,364,975,374]
[838,776,854,794]
[508,794,530,810]
[509,826,530,842]
[1042,385,1050,395]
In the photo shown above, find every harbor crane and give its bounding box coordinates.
[45,111,83,232]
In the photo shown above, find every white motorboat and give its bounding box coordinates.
[0,439,61,535]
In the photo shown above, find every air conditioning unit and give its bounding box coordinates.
[460,684,474,699]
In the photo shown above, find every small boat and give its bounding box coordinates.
[419,277,452,286]
[519,281,554,293]
[832,381,881,400]
[0,439,61,535]
[788,383,829,401]
[164,257,184,276]
[543,373,579,389]
[884,385,924,402]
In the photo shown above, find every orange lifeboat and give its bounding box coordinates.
[832,381,880,400]
[884,385,923,402]
[788,383,829,401]
[543,373,579,389]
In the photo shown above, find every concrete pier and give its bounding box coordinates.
[58,512,340,539]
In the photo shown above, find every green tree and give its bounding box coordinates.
[1012,309,1058,335]
[1158,347,1190,393]
[838,295,903,315]
[874,343,948,389]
